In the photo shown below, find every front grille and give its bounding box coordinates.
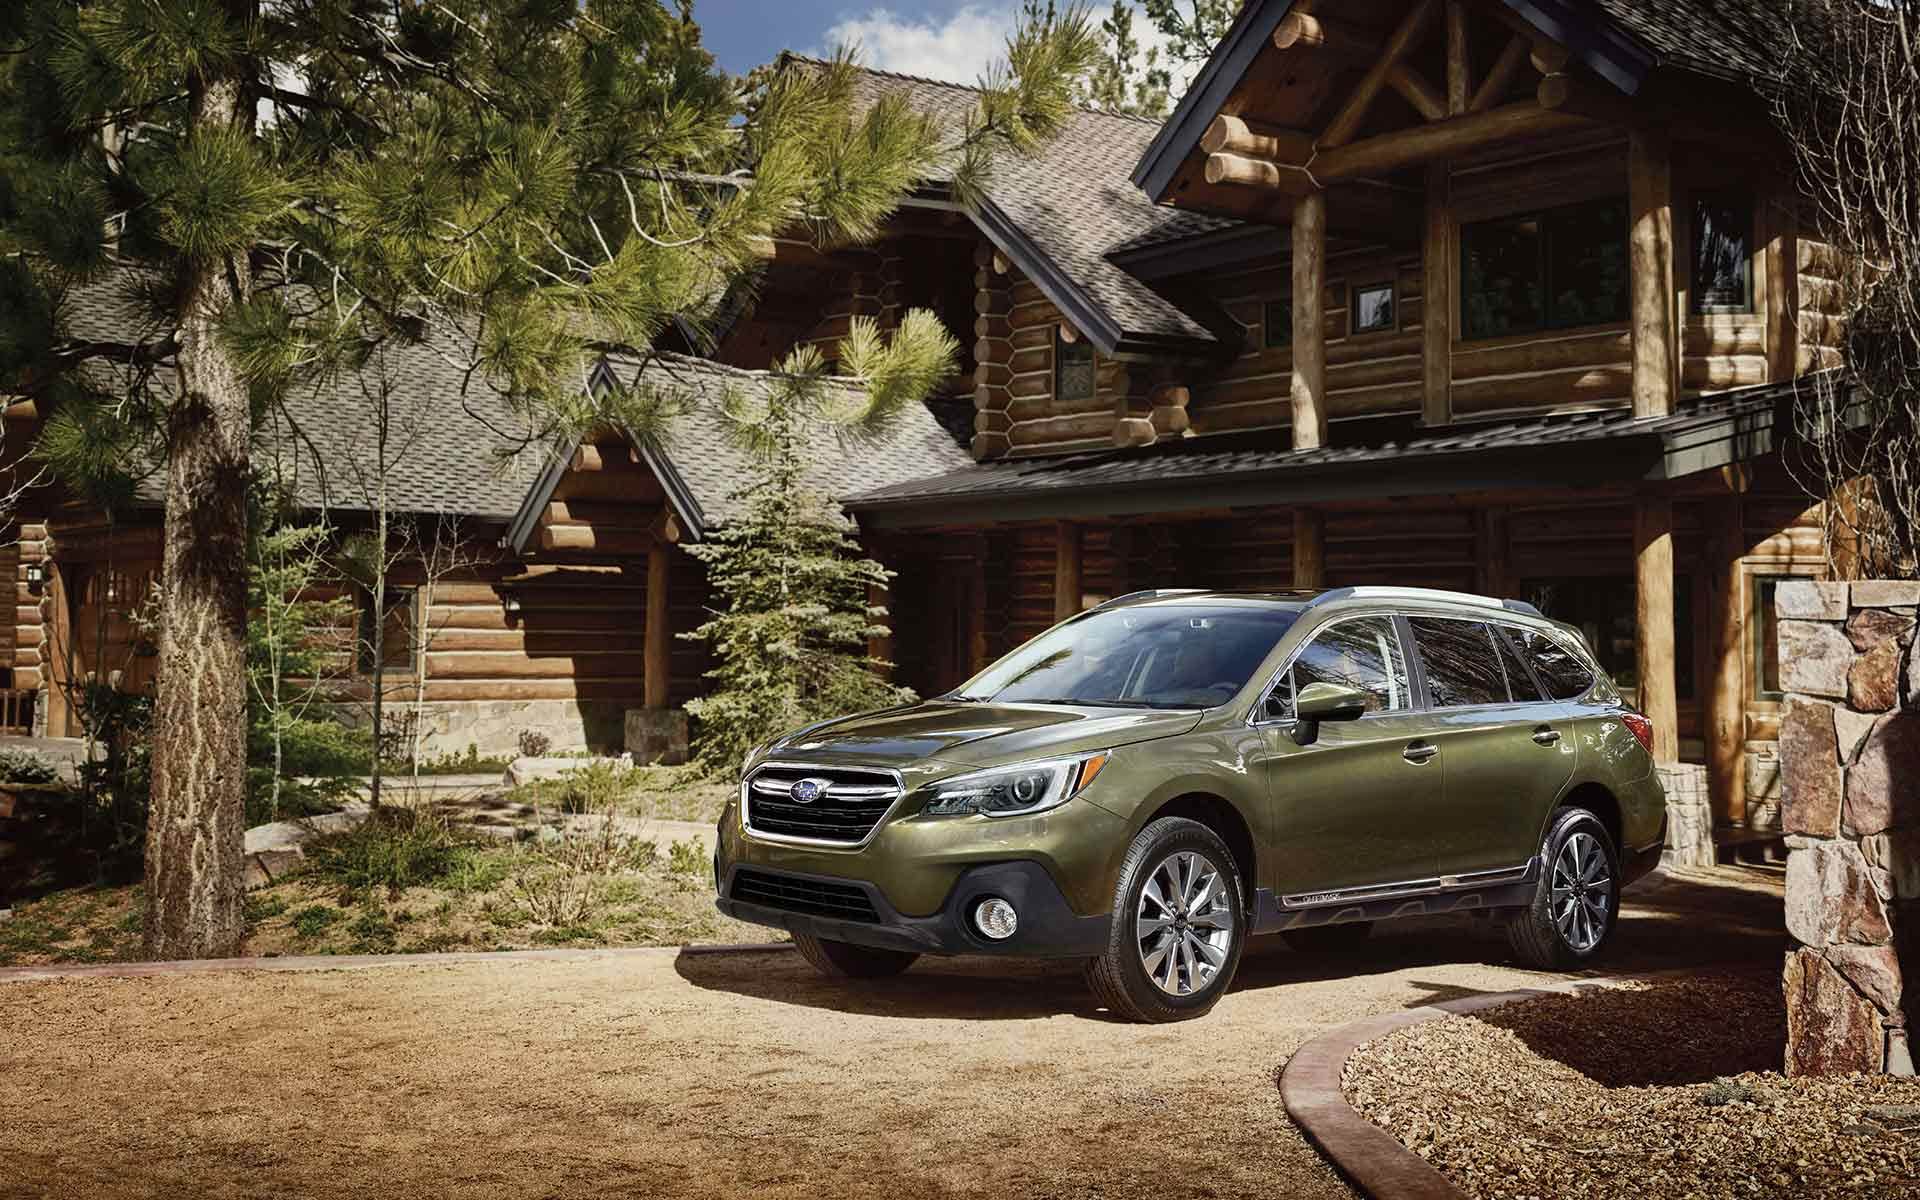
[730,869,880,923]
[743,763,902,844]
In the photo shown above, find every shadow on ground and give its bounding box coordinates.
[676,866,1786,1022]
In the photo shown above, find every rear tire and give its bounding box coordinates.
[1282,920,1374,954]
[1506,807,1620,971]
[1085,817,1246,1023]
[793,931,919,978]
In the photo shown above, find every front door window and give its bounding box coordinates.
[1266,615,1409,719]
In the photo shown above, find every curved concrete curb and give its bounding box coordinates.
[0,941,792,985]
[1279,972,1684,1200]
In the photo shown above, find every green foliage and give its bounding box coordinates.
[1700,1078,1759,1107]
[290,904,340,939]
[682,321,956,773]
[1080,1,1171,117]
[1139,0,1237,67]
[666,839,706,878]
[0,749,61,785]
[305,808,472,897]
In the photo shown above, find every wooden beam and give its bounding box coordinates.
[1634,493,1680,765]
[643,540,671,709]
[1445,0,1470,115]
[1628,127,1679,418]
[1388,65,1447,122]
[1053,521,1082,622]
[1292,510,1326,589]
[1764,187,1801,381]
[1273,12,1377,58]
[1291,190,1328,451]
[1422,162,1453,426]
[1205,151,1318,192]
[1321,0,1438,148]
[1312,102,1593,182]
[1475,506,1511,598]
[1471,34,1530,112]
[1199,114,1314,162]
[1706,495,1748,824]
[1530,41,1570,76]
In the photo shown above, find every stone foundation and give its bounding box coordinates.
[324,699,629,760]
[625,708,690,766]
[1658,762,1716,869]
[1776,579,1918,1076]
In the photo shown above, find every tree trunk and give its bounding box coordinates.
[143,71,252,961]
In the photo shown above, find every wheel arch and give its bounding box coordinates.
[1553,780,1622,856]
[1139,792,1258,907]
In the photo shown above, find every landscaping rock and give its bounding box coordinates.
[1785,948,1886,1076]
[1780,701,1844,837]
[504,754,633,788]
[1848,608,1917,651]
[241,849,307,891]
[1786,841,1893,946]
[1779,620,1857,699]
[1891,1031,1916,1077]
[1851,581,1920,609]
[1828,944,1906,1015]
[1850,640,1903,712]
[1778,579,1850,620]
[1845,713,1920,838]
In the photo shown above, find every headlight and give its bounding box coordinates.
[922,751,1112,818]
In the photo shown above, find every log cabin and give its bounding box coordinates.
[727,2,1846,858]
[0,279,965,760]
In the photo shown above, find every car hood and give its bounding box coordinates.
[766,701,1205,771]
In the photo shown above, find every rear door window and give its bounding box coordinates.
[1408,617,1510,708]
[1515,627,1596,700]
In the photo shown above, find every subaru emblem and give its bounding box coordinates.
[789,778,830,804]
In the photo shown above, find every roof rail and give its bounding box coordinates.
[1307,586,1542,618]
[1090,588,1209,612]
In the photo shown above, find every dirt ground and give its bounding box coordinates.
[0,865,1784,1200]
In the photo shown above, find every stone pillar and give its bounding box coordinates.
[1777,579,1919,1076]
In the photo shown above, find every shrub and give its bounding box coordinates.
[516,729,552,758]
[305,808,470,896]
[291,904,340,938]
[0,749,60,786]
[1701,1078,1758,1107]
[667,838,707,878]
[554,760,632,815]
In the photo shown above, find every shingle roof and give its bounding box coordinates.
[45,274,968,531]
[1586,0,1787,86]
[844,379,1815,524]
[814,57,1240,349]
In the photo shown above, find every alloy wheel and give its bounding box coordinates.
[1550,830,1612,953]
[1136,849,1234,996]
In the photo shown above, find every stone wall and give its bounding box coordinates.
[1776,579,1918,1076]
[1659,762,1717,868]
[325,699,631,760]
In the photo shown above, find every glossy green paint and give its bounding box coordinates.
[716,591,1667,926]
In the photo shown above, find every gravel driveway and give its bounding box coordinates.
[0,866,1783,1200]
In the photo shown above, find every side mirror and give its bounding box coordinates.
[1288,682,1369,746]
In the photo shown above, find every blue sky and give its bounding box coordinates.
[694,2,1029,82]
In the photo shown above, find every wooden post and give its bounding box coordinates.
[1634,493,1680,764]
[1706,494,1748,824]
[1475,507,1511,598]
[1445,1,1470,115]
[644,539,671,709]
[1422,162,1453,426]
[1765,187,1801,382]
[1291,190,1328,450]
[1628,128,1678,419]
[1053,521,1082,622]
[1292,510,1326,590]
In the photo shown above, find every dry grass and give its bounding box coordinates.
[1344,970,1920,1199]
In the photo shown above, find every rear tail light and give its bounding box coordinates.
[1621,712,1655,753]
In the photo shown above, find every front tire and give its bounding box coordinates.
[1085,817,1246,1023]
[1506,807,1620,971]
[793,931,919,978]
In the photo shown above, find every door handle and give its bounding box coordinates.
[1402,741,1438,765]
[1532,726,1562,746]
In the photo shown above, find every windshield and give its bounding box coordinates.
[952,605,1299,710]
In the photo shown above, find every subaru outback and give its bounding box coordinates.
[713,586,1666,1023]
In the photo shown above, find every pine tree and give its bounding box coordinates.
[1140,0,1238,68]
[0,2,1098,957]
[1083,1,1172,118]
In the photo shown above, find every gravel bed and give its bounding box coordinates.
[1343,970,1920,1199]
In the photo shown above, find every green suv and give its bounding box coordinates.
[714,587,1666,1022]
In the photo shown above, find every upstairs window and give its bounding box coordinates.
[1262,297,1291,349]
[1691,193,1754,314]
[1054,326,1096,402]
[1461,196,1629,339]
[1352,281,1396,334]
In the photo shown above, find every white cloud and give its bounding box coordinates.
[819,5,1019,85]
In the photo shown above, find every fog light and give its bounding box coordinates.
[973,897,1018,940]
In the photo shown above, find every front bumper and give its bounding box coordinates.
[716,860,1111,958]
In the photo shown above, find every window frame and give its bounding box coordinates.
[356,585,420,677]
[1261,296,1291,349]
[1053,324,1097,403]
[1689,190,1756,316]
[1458,194,1630,343]
[1749,573,1791,702]
[1350,280,1397,335]
[1248,611,1420,728]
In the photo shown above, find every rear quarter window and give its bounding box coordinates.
[1517,628,1596,700]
